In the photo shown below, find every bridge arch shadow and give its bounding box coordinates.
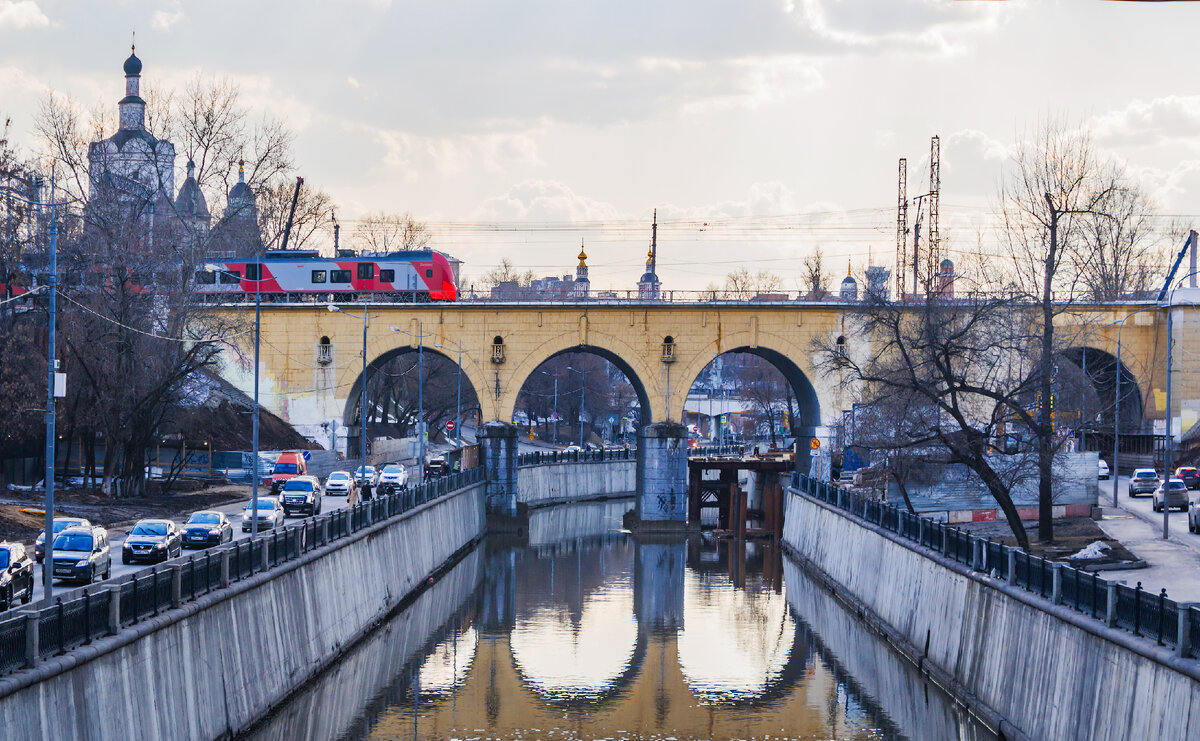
[342,346,483,449]
[1058,346,1144,433]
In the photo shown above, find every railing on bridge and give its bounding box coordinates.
[515,444,742,468]
[0,466,485,677]
[791,472,1200,661]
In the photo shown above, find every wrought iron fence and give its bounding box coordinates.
[0,465,485,676]
[791,472,1199,660]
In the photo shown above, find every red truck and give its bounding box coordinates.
[270,451,308,494]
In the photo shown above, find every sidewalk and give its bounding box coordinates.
[1093,477,1200,602]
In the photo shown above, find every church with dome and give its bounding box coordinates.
[84,46,264,257]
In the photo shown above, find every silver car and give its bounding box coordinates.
[324,470,356,497]
[1128,469,1160,498]
[241,498,285,532]
[377,464,408,491]
[1153,479,1190,513]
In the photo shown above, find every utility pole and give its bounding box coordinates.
[927,135,941,290]
[896,158,908,300]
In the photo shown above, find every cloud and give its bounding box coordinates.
[372,127,541,177]
[0,1,48,29]
[151,5,185,31]
[1093,96,1200,150]
[790,0,1005,55]
[473,180,621,222]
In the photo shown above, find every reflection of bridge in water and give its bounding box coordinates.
[352,501,989,740]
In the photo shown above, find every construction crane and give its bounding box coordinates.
[926,135,940,292]
[278,176,304,250]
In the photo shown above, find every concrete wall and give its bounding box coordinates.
[517,459,634,508]
[782,487,1200,741]
[0,483,487,741]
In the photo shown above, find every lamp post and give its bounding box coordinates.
[5,175,72,601]
[332,302,373,494]
[568,366,585,447]
[539,370,559,445]
[206,262,271,537]
[390,324,429,483]
[1110,307,1155,508]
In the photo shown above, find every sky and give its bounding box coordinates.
[2,0,1199,291]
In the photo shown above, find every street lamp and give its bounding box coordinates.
[331,302,374,494]
[567,366,585,447]
[435,339,463,450]
[4,175,71,602]
[206,262,271,538]
[539,369,559,445]
[1107,307,1156,508]
[389,324,430,483]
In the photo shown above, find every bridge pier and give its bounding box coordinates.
[634,423,689,529]
[480,422,518,516]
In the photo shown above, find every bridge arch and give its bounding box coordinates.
[1057,346,1144,433]
[502,331,657,426]
[673,343,822,441]
[342,344,487,447]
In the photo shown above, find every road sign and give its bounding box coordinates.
[607,414,618,425]
[810,438,821,450]
[301,450,312,461]
[445,420,456,432]
[550,413,559,422]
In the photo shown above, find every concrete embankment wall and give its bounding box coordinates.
[0,483,486,741]
[782,487,1200,741]
[244,546,483,740]
[517,459,635,508]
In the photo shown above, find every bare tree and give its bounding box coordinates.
[995,120,1122,543]
[257,178,335,252]
[1074,175,1164,301]
[350,211,431,253]
[481,258,536,289]
[722,268,783,300]
[820,288,1040,550]
[802,245,830,299]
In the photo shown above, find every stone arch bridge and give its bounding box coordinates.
[210,298,1190,518]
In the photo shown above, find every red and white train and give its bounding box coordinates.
[196,250,459,302]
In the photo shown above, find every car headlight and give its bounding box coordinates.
[154,542,165,550]
[75,559,90,568]
[123,542,132,550]
[242,512,251,520]
[210,528,222,535]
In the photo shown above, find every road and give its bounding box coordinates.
[13,490,356,610]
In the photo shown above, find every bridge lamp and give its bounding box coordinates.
[205,262,266,538]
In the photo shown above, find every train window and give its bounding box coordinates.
[218,270,241,285]
[357,263,375,280]
[425,269,433,278]
[312,270,327,284]
[331,270,351,284]
[194,270,216,285]
[379,269,395,283]
[245,263,263,281]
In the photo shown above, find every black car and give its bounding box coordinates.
[121,519,182,564]
[34,517,92,563]
[1175,467,1200,490]
[181,511,233,549]
[0,543,34,610]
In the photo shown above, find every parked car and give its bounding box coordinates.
[270,450,308,495]
[280,476,323,517]
[563,444,582,453]
[1185,499,1200,534]
[51,526,111,584]
[324,470,356,497]
[182,511,233,549]
[1098,459,1110,480]
[1153,479,1190,513]
[1128,469,1160,498]
[241,498,284,532]
[0,542,34,610]
[33,517,92,563]
[122,519,182,564]
[377,464,408,492]
[1174,467,1200,490]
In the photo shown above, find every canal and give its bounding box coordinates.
[247,498,995,740]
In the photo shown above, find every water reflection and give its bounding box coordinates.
[251,498,994,740]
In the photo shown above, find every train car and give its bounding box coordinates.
[195,250,458,302]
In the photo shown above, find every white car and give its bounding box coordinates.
[377,464,408,490]
[1098,459,1110,480]
[324,470,355,497]
[353,465,377,487]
